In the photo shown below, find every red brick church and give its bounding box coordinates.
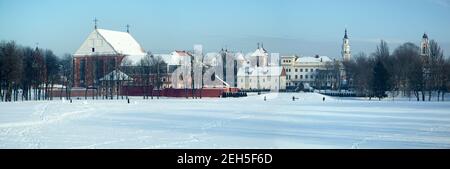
[73,25,146,87]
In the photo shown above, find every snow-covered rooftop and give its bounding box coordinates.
[296,56,332,63]
[250,48,268,57]
[75,29,147,66]
[99,70,133,81]
[96,29,146,56]
[237,66,285,77]
[235,52,246,61]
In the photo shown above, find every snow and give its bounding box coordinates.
[235,52,245,61]
[74,28,147,66]
[96,29,146,56]
[99,70,133,81]
[296,56,332,63]
[1,93,450,149]
[160,51,193,66]
[251,48,268,57]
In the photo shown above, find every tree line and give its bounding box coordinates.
[2,39,450,102]
[0,40,169,102]
[0,41,73,102]
[343,40,450,101]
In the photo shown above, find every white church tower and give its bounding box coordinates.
[420,33,430,57]
[342,29,351,61]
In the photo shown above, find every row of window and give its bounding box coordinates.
[286,82,332,86]
[240,78,278,83]
[286,68,318,73]
[286,82,315,86]
[287,75,316,80]
[287,74,336,80]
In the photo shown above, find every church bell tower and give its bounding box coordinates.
[420,33,430,57]
[342,29,351,61]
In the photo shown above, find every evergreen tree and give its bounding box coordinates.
[372,61,389,100]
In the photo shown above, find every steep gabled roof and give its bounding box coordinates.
[251,48,268,57]
[96,29,146,56]
[74,29,146,58]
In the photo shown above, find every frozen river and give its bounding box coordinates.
[1,93,450,149]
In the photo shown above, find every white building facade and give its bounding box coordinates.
[237,45,286,91]
[281,55,333,90]
[237,66,286,91]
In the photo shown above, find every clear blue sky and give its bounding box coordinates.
[1,0,449,57]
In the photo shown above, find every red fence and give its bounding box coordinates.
[49,86,240,98]
[49,88,96,98]
[161,88,223,98]
[120,86,154,96]
[124,87,237,98]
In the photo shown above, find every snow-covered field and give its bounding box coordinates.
[1,93,450,149]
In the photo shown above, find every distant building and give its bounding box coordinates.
[249,43,269,67]
[158,50,234,89]
[73,27,146,87]
[281,55,334,90]
[237,45,286,91]
[154,51,194,89]
[237,66,286,91]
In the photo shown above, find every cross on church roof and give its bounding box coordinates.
[126,24,130,33]
[94,17,98,29]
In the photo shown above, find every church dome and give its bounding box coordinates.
[423,33,428,39]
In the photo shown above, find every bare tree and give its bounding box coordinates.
[120,58,133,100]
[32,47,46,100]
[441,58,450,101]
[20,47,35,101]
[342,52,374,97]
[60,54,73,100]
[0,41,23,102]
[373,40,390,62]
[428,40,444,101]
[44,49,59,100]
[139,53,153,99]
[372,40,395,98]
[150,55,166,99]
